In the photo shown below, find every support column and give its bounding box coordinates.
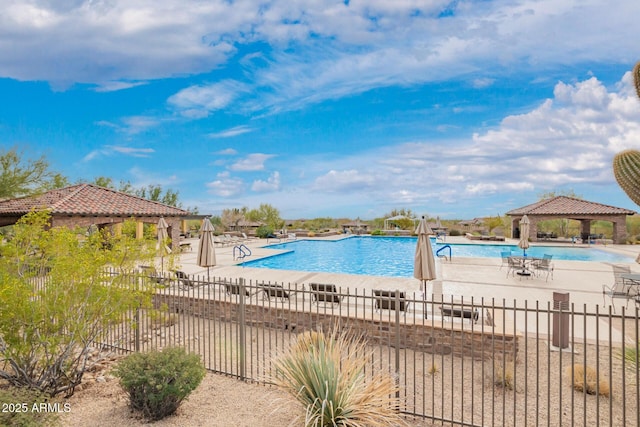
[136,221,144,240]
[113,222,122,238]
[580,220,591,242]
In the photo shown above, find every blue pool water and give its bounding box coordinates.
[242,236,634,278]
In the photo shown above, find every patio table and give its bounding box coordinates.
[509,255,542,277]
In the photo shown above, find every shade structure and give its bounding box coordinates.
[413,216,436,294]
[157,217,171,274]
[518,215,530,256]
[197,217,217,281]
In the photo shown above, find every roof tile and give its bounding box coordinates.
[0,184,190,217]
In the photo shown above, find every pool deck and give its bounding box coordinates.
[170,235,640,342]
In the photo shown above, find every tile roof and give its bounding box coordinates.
[0,184,190,217]
[506,196,635,216]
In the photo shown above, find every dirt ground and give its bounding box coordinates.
[60,369,436,427]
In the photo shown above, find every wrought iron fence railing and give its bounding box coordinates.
[93,270,640,426]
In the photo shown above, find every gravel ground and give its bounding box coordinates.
[60,370,436,427]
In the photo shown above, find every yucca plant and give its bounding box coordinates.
[273,330,406,427]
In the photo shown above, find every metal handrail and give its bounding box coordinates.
[436,244,452,260]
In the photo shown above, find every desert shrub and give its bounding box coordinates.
[371,229,385,236]
[449,229,461,236]
[618,341,639,369]
[148,304,179,329]
[567,364,610,397]
[0,386,64,427]
[0,211,157,397]
[114,347,206,421]
[273,330,405,427]
[256,225,274,239]
[494,358,515,390]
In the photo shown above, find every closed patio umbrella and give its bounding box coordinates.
[414,216,436,294]
[157,217,171,274]
[518,215,530,256]
[197,217,217,281]
[517,215,531,276]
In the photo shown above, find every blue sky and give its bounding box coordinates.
[2,1,640,220]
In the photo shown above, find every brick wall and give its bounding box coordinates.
[153,293,520,360]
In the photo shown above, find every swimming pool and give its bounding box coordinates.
[242,236,634,278]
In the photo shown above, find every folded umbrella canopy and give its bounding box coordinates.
[414,216,436,294]
[197,217,217,281]
[518,215,530,256]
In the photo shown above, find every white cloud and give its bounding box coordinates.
[252,171,281,192]
[167,80,249,118]
[229,153,275,171]
[209,125,253,138]
[206,171,244,197]
[313,170,377,192]
[215,148,238,155]
[82,145,154,162]
[268,73,640,214]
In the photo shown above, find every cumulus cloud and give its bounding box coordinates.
[313,170,377,192]
[294,73,640,211]
[252,171,281,192]
[229,153,275,171]
[206,171,244,197]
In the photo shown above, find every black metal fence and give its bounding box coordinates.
[97,271,638,426]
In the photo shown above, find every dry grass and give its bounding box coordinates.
[566,364,610,397]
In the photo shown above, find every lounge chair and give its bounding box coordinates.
[310,283,342,304]
[602,265,633,313]
[374,290,408,312]
[223,281,251,298]
[259,283,293,301]
[139,265,169,285]
[440,303,479,324]
[173,270,195,290]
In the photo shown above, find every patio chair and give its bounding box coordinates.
[499,251,512,270]
[602,265,633,313]
[374,290,408,312]
[310,283,342,304]
[532,254,554,281]
[505,256,519,278]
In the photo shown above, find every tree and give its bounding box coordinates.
[246,204,283,231]
[90,178,183,208]
[537,189,582,200]
[0,211,157,396]
[221,207,247,231]
[0,147,62,199]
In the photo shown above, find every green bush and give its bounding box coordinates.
[0,386,64,427]
[370,229,385,236]
[113,347,206,421]
[256,225,274,239]
[449,229,461,236]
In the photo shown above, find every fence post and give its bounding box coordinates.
[238,278,247,380]
[395,291,401,400]
[134,305,140,353]
[552,292,570,349]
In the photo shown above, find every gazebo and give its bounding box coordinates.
[506,196,635,244]
[0,184,190,250]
